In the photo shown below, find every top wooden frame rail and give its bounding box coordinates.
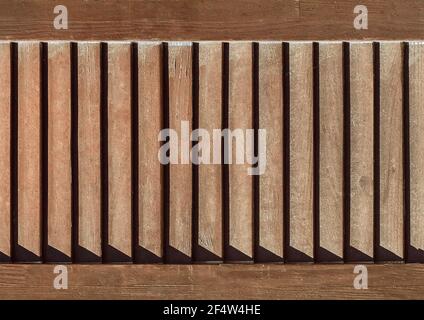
[1,0,424,41]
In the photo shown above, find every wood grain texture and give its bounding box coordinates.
[77,42,102,262]
[258,42,283,261]
[17,42,41,262]
[0,42,10,261]
[137,42,163,263]
[228,42,253,261]
[349,42,374,261]
[378,42,403,261]
[1,264,424,299]
[197,42,223,261]
[107,43,132,262]
[1,1,424,40]
[168,43,192,262]
[288,42,313,261]
[409,42,424,262]
[318,42,344,261]
[46,42,72,262]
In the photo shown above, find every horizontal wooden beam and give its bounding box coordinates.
[0,0,423,40]
[0,264,423,299]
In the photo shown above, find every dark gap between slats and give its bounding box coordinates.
[10,42,17,263]
[41,42,48,263]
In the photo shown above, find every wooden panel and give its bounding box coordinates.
[46,42,72,261]
[17,42,41,261]
[318,42,344,261]
[409,42,424,262]
[228,42,253,261]
[137,42,163,262]
[288,42,313,261]
[197,42,223,261]
[258,42,283,261]
[2,264,424,299]
[349,42,374,261]
[1,1,424,41]
[77,42,102,262]
[168,43,192,262]
[107,43,132,262]
[0,42,10,261]
[378,42,403,261]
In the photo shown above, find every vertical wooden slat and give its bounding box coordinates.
[378,42,403,261]
[197,42,223,261]
[318,42,343,261]
[0,42,10,261]
[258,42,283,261]
[107,42,132,262]
[228,42,253,261]
[47,42,72,261]
[288,42,313,261]
[77,42,101,262]
[168,42,192,262]
[349,42,374,261]
[137,42,163,262]
[17,42,41,261]
[409,42,424,261]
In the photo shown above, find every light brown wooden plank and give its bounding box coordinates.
[0,42,10,261]
[409,41,424,262]
[77,42,102,262]
[168,42,192,262]
[378,42,403,261]
[137,42,163,262]
[228,42,253,261]
[349,42,374,261]
[289,42,313,261]
[107,42,132,262]
[47,42,72,262]
[318,42,344,261]
[17,42,41,261]
[258,42,283,261]
[197,42,223,261]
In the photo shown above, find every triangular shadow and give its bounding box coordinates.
[104,245,132,263]
[345,246,373,262]
[316,246,343,263]
[225,246,253,263]
[45,246,71,263]
[286,246,313,263]
[14,245,41,263]
[74,245,102,263]
[375,245,403,262]
[0,251,11,263]
[255,246,283,263]
[193,245,222,263]
[407,246,424,263]
[166,246,191,264]
[134,246,163,263]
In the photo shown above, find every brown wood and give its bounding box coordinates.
[197,42,223,261]
[168,43,192,262]
[409,41,424,262]
[47,42,72,262]
[17,42,41,262]
[107,42,132,262]
[77,42,102,262]
[349,42,374,261]
[0,42,10,261]
[378,42,404,261]
[1,264,424,299]
[1,1,424,40]
[288,42,314,261]
[258,42,283,262]
[228,42,253,261]
[137,42,163,263]
[318,42,344,261]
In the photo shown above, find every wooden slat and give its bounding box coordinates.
[378,42,403,261]
[168,42,192,262]
[77,42,102,262]
[0,42,10,261]
[137,42,163,262]
[288,42,313,261]
[318,42,344,261]
[16,42,41,261]
[46,42,72,261]
[228,42,253,261]
[409,42,424,262]
[107,43,132,262]
[197,42,223,261]
[258,42,283,261]
[349,42,374,261]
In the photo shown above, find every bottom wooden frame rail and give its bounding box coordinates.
[0,264,422,299]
